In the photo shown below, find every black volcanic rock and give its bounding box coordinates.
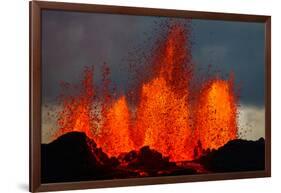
[198,138,265,172]
[42,132,125,183]
[129,146,173,169]
[42,132,265,183]
[119,146,196,176]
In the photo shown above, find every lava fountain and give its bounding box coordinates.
[54,67,97,140]
[135,24,193,161]
[52,23,238,162]
[194,77,238,150]
[100,96,133,157]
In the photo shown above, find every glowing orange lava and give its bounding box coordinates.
[54,67,96,140]
[135,25,193,161]
[195,78,237,150]
[100,96,133,157]
[53,23,238,162]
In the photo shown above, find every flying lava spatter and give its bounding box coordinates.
[53,23,238,161]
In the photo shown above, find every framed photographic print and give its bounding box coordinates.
[30,1,271,192]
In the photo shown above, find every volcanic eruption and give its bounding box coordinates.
[52,23,238,162]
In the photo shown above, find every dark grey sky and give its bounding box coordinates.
[191,19,265,106]
[42,10,265,107]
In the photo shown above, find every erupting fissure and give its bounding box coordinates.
[53,23,238,161]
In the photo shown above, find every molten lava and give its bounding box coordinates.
[135,25,193,161]
[100,96,133,157]
[52,23,238,162]
[54,67,96,140]
[195,78,237,150]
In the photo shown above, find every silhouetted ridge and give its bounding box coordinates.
[42,132,133,183]
[42,132,265,183]
[198,138,265,172]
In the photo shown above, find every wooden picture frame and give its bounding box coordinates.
[30,1,271,192]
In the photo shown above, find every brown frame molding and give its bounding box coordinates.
[30,1,271,192]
